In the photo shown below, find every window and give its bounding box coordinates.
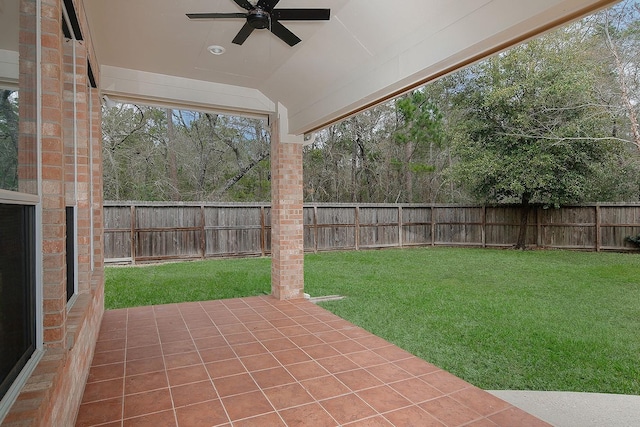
[0,0,40,406]
[66,207,75,302]
[0,203,36,400]
[0,90,19,192]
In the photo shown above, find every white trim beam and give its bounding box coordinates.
[100,65,276,118]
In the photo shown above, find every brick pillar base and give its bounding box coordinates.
[270,116,304,300]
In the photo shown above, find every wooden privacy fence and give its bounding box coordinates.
[103,202,640,264]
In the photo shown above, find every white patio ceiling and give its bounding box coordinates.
[81,0,618,135]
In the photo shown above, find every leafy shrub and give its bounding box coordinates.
[625,234,640,248]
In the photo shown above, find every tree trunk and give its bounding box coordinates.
[604,13,640,152]
[351,135,358,202]
[166,109,181,201]
[405,141,413,202]
[211,151,270,199]
[515,195,531,249]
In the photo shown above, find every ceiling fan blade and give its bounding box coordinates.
[232,0,254,10]
[186,13,247,19]
[232,22,255,45]
[271,9,331,21]
[270,20,301,46]
[256,0,280,12]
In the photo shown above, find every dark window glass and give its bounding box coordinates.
[66,207,74,302]
[0,203,36,400]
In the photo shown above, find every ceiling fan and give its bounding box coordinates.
[186,0,330,47]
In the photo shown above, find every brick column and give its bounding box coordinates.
[75,47,92,294]
[40,0,67,348]
[89,85,104,289]
[63,38,92,293]
[18,0,39,194]
[270,110,304,300]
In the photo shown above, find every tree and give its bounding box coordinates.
[100,2,640,206]
[450,29,634,248]
[174,111,270,201]
[304,104,392,203]
[102,104,169,200]
[594,0,640,152]
[0,90,19,191]
[165,109,181,201]
[304,96,449,204]
[102,103,271,202]
[392,90,443,202]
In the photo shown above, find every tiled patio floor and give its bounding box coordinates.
[76,296,549,427]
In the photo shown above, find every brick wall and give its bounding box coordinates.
[63,37,92,294]
[89,84,104,290]
[40,0,67,351]
[3,0,105,424]
[17,0,38,195]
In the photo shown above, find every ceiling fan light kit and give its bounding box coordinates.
[187,0,330,47]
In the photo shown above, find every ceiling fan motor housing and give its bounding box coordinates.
[248,9,270,29]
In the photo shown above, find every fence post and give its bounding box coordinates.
[313,205,318,253]
[200,205,206,259]
[595,204,601,252]
[536,207,542,247]
[481,205,486,248]
[431,206,436,246]
[130,205,136,265]
[355,206,360,251]
[260,205,266,257]
[398,206,403,248]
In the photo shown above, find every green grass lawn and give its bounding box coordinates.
[105,247,640,395]
[104,257,272,308]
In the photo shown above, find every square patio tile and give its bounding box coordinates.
[206,358,247,378]
[383,405,446,427]
[263,383,315,410]
[166,364,209,387]
[240,353,280,371]
[357,386,412,413]
[124,371,168,395]
[301,375,351,401]
[233,412,285,426]
[170,380,218,407]
[81,378,123,403]
[285,360,329,381]
[125,356,165,376]
[123,410,177,427]
[213,373,259,397]
[123,388,172,419]
[320,393,377,425]
[279,403,337,427]
[75,397,123,427]
[251,366,296,389]
[164,351,202,369]
[221,390,274,421]
[174,399,229,426]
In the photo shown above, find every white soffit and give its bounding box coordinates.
[0,0,19,84]
[100,65,275,117]
[0,49,19,84]
[83,0,619,135]
[0,0,19,52]
[283,0,619,134]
